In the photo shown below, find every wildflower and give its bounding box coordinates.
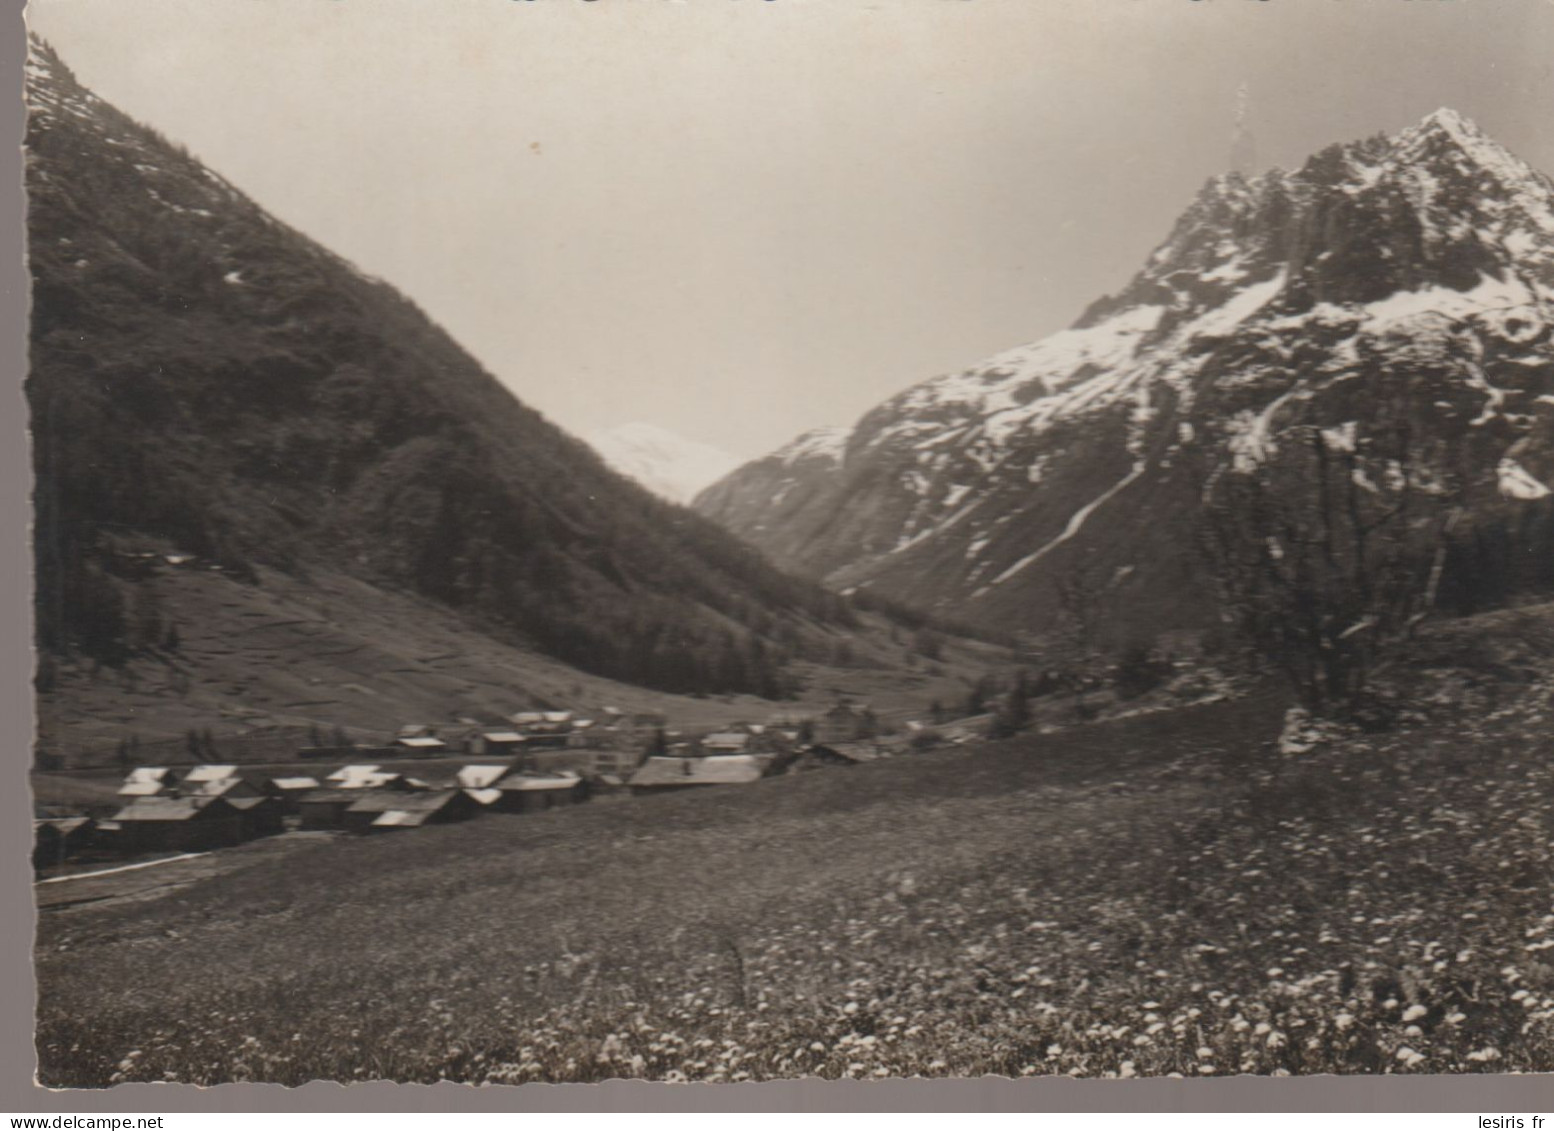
[1402,1005,1428,1022]
[1395,1047,1426,1068]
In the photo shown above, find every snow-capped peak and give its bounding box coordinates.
[773,426,850,467]
[584,422,741,505]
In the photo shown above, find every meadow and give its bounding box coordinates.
[32,615,1554,1086]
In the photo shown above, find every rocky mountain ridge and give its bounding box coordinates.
[696,109,1554,638]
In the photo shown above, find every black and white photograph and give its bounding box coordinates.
[20,0,1554,1093]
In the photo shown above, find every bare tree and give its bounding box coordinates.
[1051,560,1109,720]
[1200,415,1457,717]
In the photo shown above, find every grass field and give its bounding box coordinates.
[32,618,1554,1085]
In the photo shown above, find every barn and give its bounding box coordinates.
[108,796,246,853]
[341,789,479,834]
[32,817,95,872]
[628,755,765,795]
[489,772,589,813]
[297,787,370,831]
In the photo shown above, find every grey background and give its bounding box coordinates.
[5,0,1554,1112]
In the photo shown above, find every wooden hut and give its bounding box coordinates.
[108,796,246,853]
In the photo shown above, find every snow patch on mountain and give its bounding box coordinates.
[585,423,741,505]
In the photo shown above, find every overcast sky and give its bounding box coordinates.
[25,0,1554,462]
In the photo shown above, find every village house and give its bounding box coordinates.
[394,725,448,756]
[32,817,95,872]
[767,743,871,775]
[467,729,526,759]
[117,766,175,798]
[628,754,766,796]
[175,775,264,801]
[700,731,752,755]
[341,789,479,834]
[264,776,320,814]
[297,787,374,830]
[815,702,880,745]
[325,765,411,790]
[227,795,286,840]
[508,710,575,749]
[107,795,247,854]
[488,771,589,814]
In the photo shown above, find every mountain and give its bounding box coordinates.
[583,422,740,505]
[697,109,1554,639]
[24,37,869,726]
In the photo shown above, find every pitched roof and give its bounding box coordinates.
[181,764,238,783]
[117,780,167,797]
[297,787,370,805]
[123,767,172,785]
[325,765,401,788]
[479,731,524,743]
[820,742,879,763]
[112,796,230,822]
[629,755,765,788]
[456,764,510,789]
[179,776,255,798]
[372,809,433,828]
[496,771,584,792]
[346,789,464,815]
[35,817,92,836]
[225,795,278,812]
[268,776,320,790]
[464,788,503,806]
[703,732,751,750]
[396,736,447,749]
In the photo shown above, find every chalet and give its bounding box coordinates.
[455,764,512,790]
[341,789,478,834]
[227,795,285,840]
[325,765,410,790]
[32,817,95,871]
[767,743,866,775]
[489,771,589,814]
[816,702,879,745]
[628,755,765,795]
[298,787,371,830]
[117,767,174,798]
[176,775,264,801]
[509,710,574,749]
[394,726,448,756]
[701,732,752,755]
[583,748,640,777]
[108,796,246,853]
[265,776,321,813]
[468,730,525,758]
[180,764,238,783]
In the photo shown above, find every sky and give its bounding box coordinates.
[23,0,1554,463]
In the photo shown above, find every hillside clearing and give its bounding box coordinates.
[34,632,1554,1085]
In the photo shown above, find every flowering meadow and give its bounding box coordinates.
[33,617,1554,1086]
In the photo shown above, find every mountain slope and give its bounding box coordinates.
[583,422,739,505]
[697,110,1554,637]
[24,39,863,710]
